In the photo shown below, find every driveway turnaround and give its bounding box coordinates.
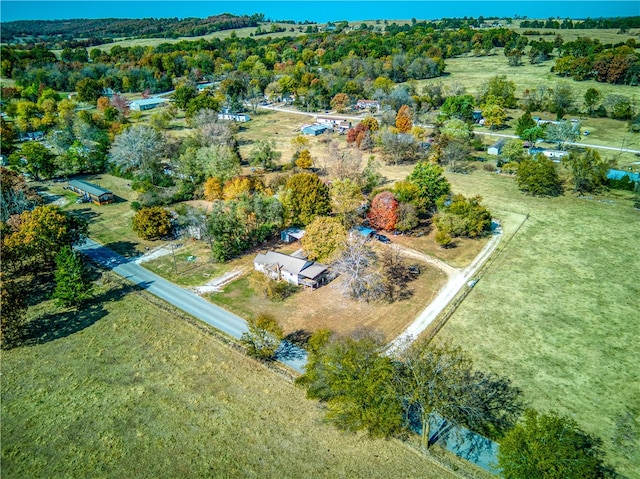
[77,239,307,373]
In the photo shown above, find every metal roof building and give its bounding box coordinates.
[67,179,114,205]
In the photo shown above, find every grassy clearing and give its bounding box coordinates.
[426,53,640,104]
[432,169,640,478]
[510,25,640,45]
[40,174,167,257]
[211,261,447,342]
[1,279,465,479]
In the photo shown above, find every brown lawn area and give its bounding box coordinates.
[211,255,447,342]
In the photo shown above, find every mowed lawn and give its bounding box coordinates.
[1,285,461,479]
[435,170,640,477]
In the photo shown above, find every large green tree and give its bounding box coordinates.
[406,161,451,211]
[281,172,330,226]
[498,409,609,479]
[516,155,563,197]
[52,246,93,308]
[564,148,614,194]
[16,142,56,180]
[301,216,347,262]
[132,207,172,240]
[298,331,405,438]
[249,140,281,171]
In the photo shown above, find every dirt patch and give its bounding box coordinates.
[192,268,246,294]
[182,200,214,211]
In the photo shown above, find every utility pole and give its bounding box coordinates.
[171,242,177,275]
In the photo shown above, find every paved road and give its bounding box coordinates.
[465,130,640,154]
[77,239,308,373]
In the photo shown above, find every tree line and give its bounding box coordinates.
[1,13,265,43]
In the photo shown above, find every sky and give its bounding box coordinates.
[1,0,638,23]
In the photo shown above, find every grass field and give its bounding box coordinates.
[1,278,471,479]
[432,169,640,478]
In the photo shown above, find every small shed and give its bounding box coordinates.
[302,124,329,136]
[352,226,376,239]
[487,139,505,156]
[281,227,305,243]
[130,98,167,111]
[67,179,114,205]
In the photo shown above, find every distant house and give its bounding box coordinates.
[217,112,250,122]
[281,227,305,243]
[253,251,328,289]
[487,139,505,156]
[302,124,329,136]
[356,99,381,110]
[130,98,167,111]
[66,179,114,205]
[541,149,569,161]
[317,116,351,128]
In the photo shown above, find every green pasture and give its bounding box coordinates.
[1,280,467,479]
[436,169,640,478]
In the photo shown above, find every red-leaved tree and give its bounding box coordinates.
[367,191,399,231]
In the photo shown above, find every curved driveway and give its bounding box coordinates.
[77,239,308,373]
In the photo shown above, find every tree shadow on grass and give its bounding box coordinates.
[275,340,307,361]
[284,329,312,348]
[11,282,140,349]
[69,207,101,222]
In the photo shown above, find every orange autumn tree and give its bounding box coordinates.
[395,105,413,133]
[367,191,399,231]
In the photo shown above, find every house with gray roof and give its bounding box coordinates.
[66,179,114,205]
[254,251,328,289]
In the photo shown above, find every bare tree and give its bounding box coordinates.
[323,141,363,182]
[109,125,167,184]
[333,235,384,301]
[396,341,523,450]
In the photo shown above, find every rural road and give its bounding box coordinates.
[77,238,308,373]
[258,103,640,155]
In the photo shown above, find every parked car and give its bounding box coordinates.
[374,233,391,244]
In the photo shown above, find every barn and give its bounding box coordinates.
[129,98,167,111]
[66,179,114,205]
[302,124,329,136]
